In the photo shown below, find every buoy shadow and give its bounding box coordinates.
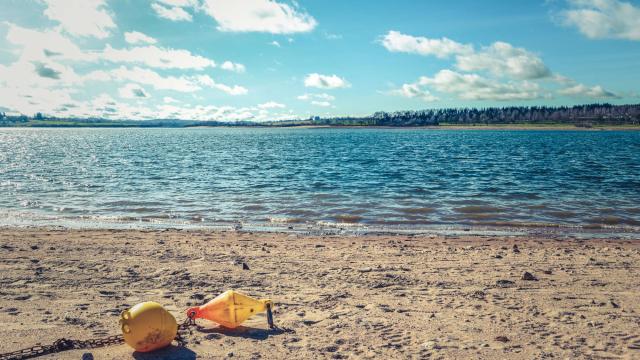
[196,325,293,341]
[132,345,196,360]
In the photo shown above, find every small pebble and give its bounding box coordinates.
[495,336,510,343]
[522,271,538,281]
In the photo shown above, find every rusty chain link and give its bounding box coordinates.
[175,311,197,347]
[0,314,198,360]
[0,334,123,360]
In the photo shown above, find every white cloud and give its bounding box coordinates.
[214,83,248,96]
[1,26,85,88]
[89,93,123,116]
[6,23,94,62]
[87,95,263,121]
[551,74,575,85]
[378,31,603,102]
[82,93,175,120]
[391,83,439,102]
[558,83,619,98]
[43,0,116,39]
[82,69,110,82]
[153,104,265,122]
[5,24,219,74]
[201,0,317,34]
[304,73,350,89]
[118,83,150,99]
[323,31,342,40]
[124,31,157,45]
[86,66,248,95]
[297,93,335,101]
[0,76,281,120]
[380,30,472,58]
[34,61,82,84]
[220,61,246,73]
[102,45,216,69]
[551,74,619,99]
[0,80,78,116]
[104,66,202,92]
[562,0,640,40]
[455,41,551,80]
[141,101,293,122]
[33,62,61,80]
[194,75,248,95]
[410,69,543,101]
[156,0,199,6]
[151,2,193,22]
[7,25,218,74]
[310,100,331,107]
[381,31,551,80]
[258,101,285,109]
[298,93,335,107]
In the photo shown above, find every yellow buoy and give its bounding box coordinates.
[120,301,177,352]
[186,290,274,329]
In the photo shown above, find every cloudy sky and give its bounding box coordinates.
[0,0,639,121]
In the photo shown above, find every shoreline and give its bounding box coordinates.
[2,218,640,240]
[3,124,640,130]
[291,124,640,130]
[0,227,639,359]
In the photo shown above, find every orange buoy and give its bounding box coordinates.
[186,290,274,329]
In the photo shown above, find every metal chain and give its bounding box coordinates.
[179,311,197,332]
[175,311,197,346]
[0,314,198,360]
[0,335,123,360]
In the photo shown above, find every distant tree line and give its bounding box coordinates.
[0,111,259,127]
[1,103,639,127]
[296,104,640,127]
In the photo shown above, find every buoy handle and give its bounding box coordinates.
[263,300,275,329]
[120,310,132,334]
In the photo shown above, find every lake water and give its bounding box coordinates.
[1,128,639,233]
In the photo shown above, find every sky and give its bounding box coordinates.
[0,0,639,121]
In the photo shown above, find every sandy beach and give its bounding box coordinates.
[0,228,638,359]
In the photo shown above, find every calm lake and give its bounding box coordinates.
[1,128,639,232]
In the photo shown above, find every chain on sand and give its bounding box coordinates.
[0,317,197,360]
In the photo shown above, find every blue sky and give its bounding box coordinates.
[0,0,639,121]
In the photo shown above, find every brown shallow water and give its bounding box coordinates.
[0,228,639,359]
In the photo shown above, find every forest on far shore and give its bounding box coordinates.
[265,103,640,127]
[1,103,639,128]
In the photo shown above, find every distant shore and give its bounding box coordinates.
[2,103,638,129]
[288,124,640,130]
[1,227,639,359]
[3,123,640,130]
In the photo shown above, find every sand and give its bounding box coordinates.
[0,228,639,359]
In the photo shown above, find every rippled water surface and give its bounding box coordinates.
[1,128,639,231]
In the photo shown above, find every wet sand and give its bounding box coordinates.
[1,228,639,359]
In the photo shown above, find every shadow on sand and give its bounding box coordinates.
[132,345,197,360]
[124,326,291,359]
[194,325,294,341]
